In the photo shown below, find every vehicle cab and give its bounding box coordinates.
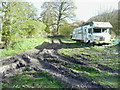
[91,22,112,44]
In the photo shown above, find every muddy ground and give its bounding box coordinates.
[0,39,119,89]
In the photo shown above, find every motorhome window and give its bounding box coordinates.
[78,30,83,34]
[93,28,101,33]
[88,29,92,34]
[102,29,109,33]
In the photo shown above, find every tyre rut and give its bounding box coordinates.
[0,48,115,88]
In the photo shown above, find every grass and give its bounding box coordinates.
[85,72,119,88]
[0,37,48,58]
[58,48,92,56]
[63,64,101,74]
[57,38,119,88]
[91,54,119,69]
[2,70,65,88]
[58,42,119,69]
[62,63,119,88]
[0,37,119,88]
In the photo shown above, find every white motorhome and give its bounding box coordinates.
[72,21,113,44]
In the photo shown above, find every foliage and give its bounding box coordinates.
[0,2,46,48]
[59,22,73,37]
[72,20,85,27]
[41,0,76,35]
[21,18,46,38]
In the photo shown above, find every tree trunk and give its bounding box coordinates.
[56,2,64,35]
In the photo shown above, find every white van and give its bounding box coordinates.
[72,21,113,44]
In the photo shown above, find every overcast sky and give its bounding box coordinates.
[4,0,119,22]
[29,0,119,22]
[74,0,119,21]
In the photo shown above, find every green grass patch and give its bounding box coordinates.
[62,63,118,88]
[58,48,92,56]
[57,39,119,88]
[64,63,118,88]
[61,37,76,43]
[58,43,119,69]
[85,72,119,88]
[0,37,48,58]
[91,46,105,52]
[1,37,119,88]
[2,70,65,88]
[90,54,119,69]
[58,48,82,56]
[65,64,100,74]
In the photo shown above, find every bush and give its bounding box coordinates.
[59,23,73,37]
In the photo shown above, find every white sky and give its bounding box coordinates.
[4,0,119,22]
[30,0,119,22]
[74,0,119,21]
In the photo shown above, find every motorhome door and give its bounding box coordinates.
[84,27,88,42]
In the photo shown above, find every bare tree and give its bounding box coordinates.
[41,0,76,36]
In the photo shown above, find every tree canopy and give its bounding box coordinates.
[0,2,46,48]
[41,0,76,36]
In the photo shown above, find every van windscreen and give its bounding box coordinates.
[93,28,101,33]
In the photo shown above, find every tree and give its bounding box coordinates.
[0,2,38,48]
[41,2,56,34]
[21,18,46,38]
[59,21,73,37]
[41,0,76,36]
[72,20,85,27]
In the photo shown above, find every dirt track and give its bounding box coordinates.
[0,40,118,89]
